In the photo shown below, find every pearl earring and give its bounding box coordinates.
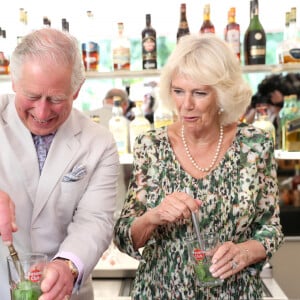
[218,108,224,115]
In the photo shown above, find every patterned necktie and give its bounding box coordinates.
[33,134,54,173]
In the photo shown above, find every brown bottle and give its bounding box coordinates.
[142,14,157,69]
[0,29,10,75]
[224,7,240,60]
[81,10,100,72]
[62,18,69,32]
[177,3,190,43]
[200,4,215,34]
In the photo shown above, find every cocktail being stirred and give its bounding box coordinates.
[7,252,47,300]
[187,233,223,287]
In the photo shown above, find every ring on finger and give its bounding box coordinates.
[231,260,238,270]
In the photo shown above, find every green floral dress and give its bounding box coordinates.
[114,123,283,299]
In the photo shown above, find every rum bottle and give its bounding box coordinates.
[224,7,240,60]
[142,14,157,69]
[81,10,100,72]
[177,3,190,43]
[112,22,131,71]
[200,4,215,34]
[244,0,266,65]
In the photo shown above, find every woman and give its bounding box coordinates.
[114,34,283,299]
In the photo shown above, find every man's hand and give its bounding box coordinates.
[40,260,75,300]
[0,190,17,245]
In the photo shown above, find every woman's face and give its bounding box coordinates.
[12,59,78,136]
[171,73,219,132]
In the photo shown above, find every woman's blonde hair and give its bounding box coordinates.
[159,33,252,125]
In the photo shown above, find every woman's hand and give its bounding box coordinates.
[0,190,18,245]
[148,191,201,225]
[131,191,201,249]
[209,240,266,280]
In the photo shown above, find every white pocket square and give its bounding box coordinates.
[63,164,87,182]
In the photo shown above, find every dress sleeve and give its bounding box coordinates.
[113,132,154,260]
[250,133,284,261]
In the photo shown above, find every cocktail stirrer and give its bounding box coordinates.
[8,244,25,281]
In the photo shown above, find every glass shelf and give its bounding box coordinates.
[1,64,299,82]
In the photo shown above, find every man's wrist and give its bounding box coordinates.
[55,258,79,282]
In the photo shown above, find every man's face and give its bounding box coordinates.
[13,60,78,136]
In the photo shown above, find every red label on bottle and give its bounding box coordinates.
[29,267,43,282]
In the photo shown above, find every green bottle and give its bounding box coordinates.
[244,0,266,65]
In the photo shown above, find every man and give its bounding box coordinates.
[87,88,129,125]
[0,28,119,299]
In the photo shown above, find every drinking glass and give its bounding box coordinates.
[187,233,223,287]
[7,252,47,300]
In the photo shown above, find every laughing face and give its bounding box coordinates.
[12,59,78,136]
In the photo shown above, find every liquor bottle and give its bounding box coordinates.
[177,3,190,43]
[62,18,69,32]
[142,14,157,70]
[112,22,131,71]
[224,7,240,60]
[282,7,300,63]
[43,16,51,28]
[17,8,28,45]
[277,11,290,64]
[244,0,266,65]
[129,100,151,152]
[81,10,100,72]
[252,103,276,144]
[199,4,215,34]
[278,95,292,149]
[283,94,300,151]
[0,29,10,75]
[109,96,129,155]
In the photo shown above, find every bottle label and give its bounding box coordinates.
[179,21,189,29]
[250,45,266,56]
[142,36,157,69]
[113,47,130,65]
[289,48,300,60]
[82,41,100,53]
[226,29,240,54]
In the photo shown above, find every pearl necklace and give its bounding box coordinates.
[181,124,224,172]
